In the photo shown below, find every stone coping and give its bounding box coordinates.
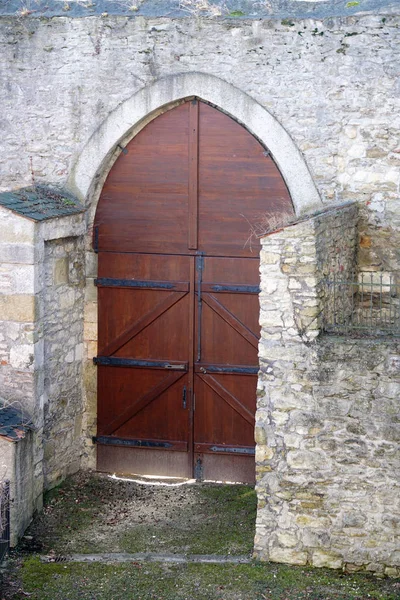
[258,200,357,239]
[0,402,32,442]
[0,0,397,19]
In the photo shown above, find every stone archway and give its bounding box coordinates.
[70,72,322,221]
[76,72,323,477]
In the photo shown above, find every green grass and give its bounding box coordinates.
[6,473,398,600]
[9,556,400,600]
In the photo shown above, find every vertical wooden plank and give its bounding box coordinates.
[198,101,294,257]
[95,103,190,254]
[188,257,196,477]
[97,253,192,478]
[95,100,294,483]
[188,99,199,250]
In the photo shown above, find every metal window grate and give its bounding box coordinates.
[323,273,400,336]
[0,480,10,564]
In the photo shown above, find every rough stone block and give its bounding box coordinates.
[269,547,308,566]
[84,302,97,323]
[0,295,36,322]
[84,321,98,341]
[256,445,274,462]
[276,532,298,548]
[312,550,342,569]
[0,244,35,264]
[53,257,69,285]
[9,344,34,371]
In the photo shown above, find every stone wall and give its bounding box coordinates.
[0,207,37,410]
[81,247,98,470]
[0,434,35,546]
[1,7,400,565]
[255,204,400,574]
[0,206,43,518]
[0,209,86,540]
[0,12,399,271]
[42,236,85,488]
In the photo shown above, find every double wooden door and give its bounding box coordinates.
[94,100,293,483]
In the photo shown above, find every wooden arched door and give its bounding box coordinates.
[93,99,294,483]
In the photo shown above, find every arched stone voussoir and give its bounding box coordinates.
[71,72,322,217]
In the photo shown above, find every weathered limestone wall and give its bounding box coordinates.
[255,205,400,574]
[42,236,85,488]
[0,207,43,520]
[38,215,86,492]
[0,13,399,271]
[0,207,38,410]
[0,209,86,541]
[1,9,400,562]
[0,434,35,546]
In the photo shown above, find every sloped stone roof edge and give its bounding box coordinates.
[0,186,85,222]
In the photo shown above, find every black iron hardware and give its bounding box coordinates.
[210,446,255,455]
[194,457,203,480]
[93,436,173,448]
[0,480,10,564]
[211,284,260,294]
[323,272,400,337]
[95,278,176,289]
[182,386,187,409]
[94,356,187,370]
[196,364,258,375]
[117,144,128,155]
[196,253,204,361]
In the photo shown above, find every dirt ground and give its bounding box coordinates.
[1,471,400,600]
[18,471,257,556]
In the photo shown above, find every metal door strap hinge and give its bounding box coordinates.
[211,284,260,294]
[194,457,203,481]
[93,356,187,371]
[182,386,187,409]
[93,436,172,449]
[196,252,204,272]
[94,278,176,290]
[210,446,255,455]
